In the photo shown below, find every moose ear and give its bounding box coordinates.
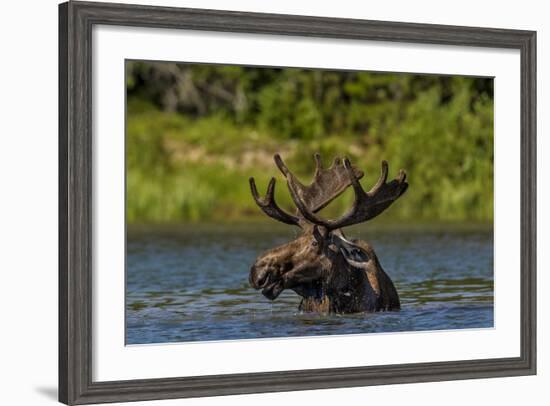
[338,237,371,265]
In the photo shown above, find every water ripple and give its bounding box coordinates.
[126,224,493,344]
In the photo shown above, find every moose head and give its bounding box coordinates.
[248,154,408,313]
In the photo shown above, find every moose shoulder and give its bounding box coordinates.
[248,154,408,314]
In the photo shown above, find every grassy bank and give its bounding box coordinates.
[126,90,493,224]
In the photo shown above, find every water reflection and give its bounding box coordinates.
[126,223,493,344]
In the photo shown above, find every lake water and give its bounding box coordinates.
[126,223,493,345]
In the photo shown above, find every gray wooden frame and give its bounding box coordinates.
[59,1,537,404]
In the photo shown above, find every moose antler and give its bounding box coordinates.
[250,154,363,227]
[283,156,408,230]
[249,177,301,226]
[249,153,407,230]
[274,153,364,213]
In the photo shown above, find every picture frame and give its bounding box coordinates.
[59,1,536,404]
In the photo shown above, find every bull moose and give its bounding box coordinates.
[248,154,408,314]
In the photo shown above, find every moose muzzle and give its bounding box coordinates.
[249,264,284,300]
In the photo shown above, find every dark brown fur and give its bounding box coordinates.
[248,154,407,314]
[249,228,400,313]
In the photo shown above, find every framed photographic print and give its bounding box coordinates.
[59,1,536,404]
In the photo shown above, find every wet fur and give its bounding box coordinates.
[249,228,400,314]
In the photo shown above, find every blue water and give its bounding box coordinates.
[126,223,493,344]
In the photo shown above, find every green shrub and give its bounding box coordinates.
[126,64,493,224]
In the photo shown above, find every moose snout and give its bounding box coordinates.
[249,265,270,289]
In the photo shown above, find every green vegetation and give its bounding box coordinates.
[126,62,493,224]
